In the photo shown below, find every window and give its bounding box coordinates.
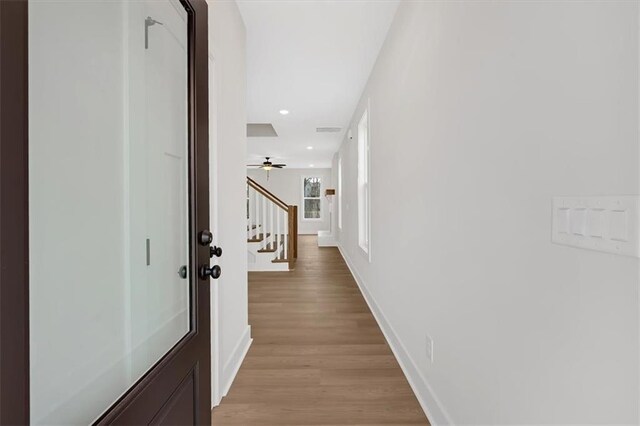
[338,156,343,229]
[303,177,322,220]
[357,110,369,253]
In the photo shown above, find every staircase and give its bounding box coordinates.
[247,176,298,271]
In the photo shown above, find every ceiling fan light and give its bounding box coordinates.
[263,165,273,171]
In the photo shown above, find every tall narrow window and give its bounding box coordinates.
[303,176,322,220]
[357,110,369,253]
[338,156,343,230]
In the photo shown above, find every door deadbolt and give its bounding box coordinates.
[199,230,213,246]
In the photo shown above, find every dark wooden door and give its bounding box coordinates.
[0,0,212,424]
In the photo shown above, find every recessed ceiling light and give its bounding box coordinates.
[279,109,289,115]
[306,146,313,150]
[309,164,314,167]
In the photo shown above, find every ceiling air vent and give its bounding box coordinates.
[247,123,278,137]
[316,127,342,133]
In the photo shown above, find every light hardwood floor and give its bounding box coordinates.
[211,235,429,425]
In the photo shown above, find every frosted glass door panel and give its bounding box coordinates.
[28,1,190,424]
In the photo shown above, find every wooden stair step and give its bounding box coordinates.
[247,232,270,243]
[271,254,289,264]
[259,235,286,251]
[252,234,286,247]
[257,243,278,253]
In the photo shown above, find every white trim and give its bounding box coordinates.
[338,155,343,230]
[210,281,222,407]
[337,244,454,426]
[221,325,253,398]
[366,99,372,263]
[637,3,640,414]
[208,53,222,408]
[357,105,371,259]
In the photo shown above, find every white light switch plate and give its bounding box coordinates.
[552,196,639,257]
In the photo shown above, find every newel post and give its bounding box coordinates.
[288,205,298,268]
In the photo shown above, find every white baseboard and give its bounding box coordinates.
[221,325,252,398]
[337,244,454,426]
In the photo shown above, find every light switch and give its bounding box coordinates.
[570,209,586,236]
[552,196,639,257]
[556,208,570,234]
[587,209,605,238]
[610,210,628,242]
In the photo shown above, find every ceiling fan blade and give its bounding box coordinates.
[272,164,287,167]
[246,164,264,167]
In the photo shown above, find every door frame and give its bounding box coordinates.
[0,0,211,423]
[0,0,29,423]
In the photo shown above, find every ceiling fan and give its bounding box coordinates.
[247,157,286,179]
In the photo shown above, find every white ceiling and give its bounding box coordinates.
[238,0,399,169]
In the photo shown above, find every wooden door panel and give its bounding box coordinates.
[96,342,201,425]
[151,367,197,425]
[0,0,211,424]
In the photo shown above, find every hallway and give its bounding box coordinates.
[212,236,429,425]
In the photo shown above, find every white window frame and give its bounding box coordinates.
[357,108,370,256]
[302,175,322,221]
[338,155,343,230]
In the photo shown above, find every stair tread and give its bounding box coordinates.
[247,232,271,243]
[257,234,287,251]
[257,243,278,253]
[271,248,289,263]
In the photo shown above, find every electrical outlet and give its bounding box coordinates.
[425,335,433,363]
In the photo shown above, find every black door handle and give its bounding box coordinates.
[178,265,188,279]
[199,264,221,280]
[210,246,222,258]
[199,230,213,246]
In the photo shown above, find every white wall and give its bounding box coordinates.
[208,0,251,407]
[337,1,640,424]
[247,168,332,234]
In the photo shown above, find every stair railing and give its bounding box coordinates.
[247,176,298,268]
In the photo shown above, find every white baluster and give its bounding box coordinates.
[270,202,274,250]
[256,192,261,236]
[277,207,281,254]
[248,187,253,237]
[254,188,259,238]
[262,194,267,247]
